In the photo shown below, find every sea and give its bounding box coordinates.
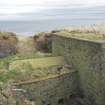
[0,6,105,36]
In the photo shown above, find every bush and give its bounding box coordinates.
[34,32,52,53]
[0,32,18,58]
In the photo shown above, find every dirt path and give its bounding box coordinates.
[17,36,36,54]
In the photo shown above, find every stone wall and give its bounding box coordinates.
[13,72,78,105]
[52,35,105,105]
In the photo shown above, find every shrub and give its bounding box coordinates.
[33,32,52,53]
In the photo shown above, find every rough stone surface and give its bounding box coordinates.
[52,35,105,105]
[2,32,105,105]
[13,72,78,105]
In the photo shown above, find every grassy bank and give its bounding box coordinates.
[55,31,105,41]
[0,52,52,70]
[0,56,64,83]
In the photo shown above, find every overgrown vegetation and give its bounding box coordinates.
[1,24,105,104]
[10,56,64,70]
[0,52,52,70]
[0,32,18,58]
[55,31,105,41]
[0,56,64,83]
[0,65,62,83]
[64,23,105,35]
[34,32,52,53]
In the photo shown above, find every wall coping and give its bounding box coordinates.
[13,70,76,86]
[53,33,105,45]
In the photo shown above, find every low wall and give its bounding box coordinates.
[52,34,105,105]
[13,72,78,105]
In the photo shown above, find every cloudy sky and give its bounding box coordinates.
[0,0,105,20]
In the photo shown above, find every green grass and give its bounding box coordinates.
[0,70,20,82]
[55,31,105,41]
[0,66,70,83]
[10,56,64,71]
[0,56,64,83]
[0,52,52,70]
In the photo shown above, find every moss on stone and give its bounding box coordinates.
[52,35,105,105]
[55,31,105,41]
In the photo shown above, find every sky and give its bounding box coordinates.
[0,0,105,20]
